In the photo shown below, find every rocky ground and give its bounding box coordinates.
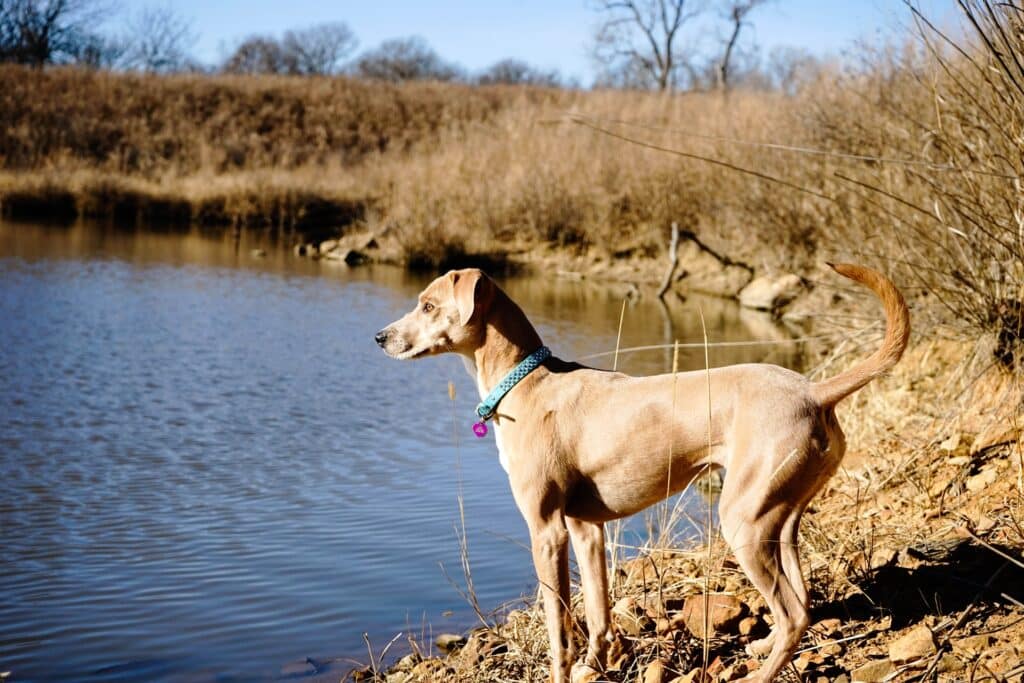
[339,341,1023,683]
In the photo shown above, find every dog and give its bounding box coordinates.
[375,263,909,682]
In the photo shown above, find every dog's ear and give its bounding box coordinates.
[450,269,487,326]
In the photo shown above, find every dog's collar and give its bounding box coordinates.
[472,346,550,438]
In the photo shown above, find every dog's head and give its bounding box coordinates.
[375,268,493,359]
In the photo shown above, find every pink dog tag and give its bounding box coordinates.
[472,422,488,438]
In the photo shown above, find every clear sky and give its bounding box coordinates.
[150,0,960,82]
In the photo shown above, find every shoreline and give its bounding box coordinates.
[357,343,1023,682]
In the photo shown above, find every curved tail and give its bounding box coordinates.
[811,263,911,407]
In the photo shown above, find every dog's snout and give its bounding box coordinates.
[374,329,389,347]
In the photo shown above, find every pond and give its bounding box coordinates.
[0,221,804,682]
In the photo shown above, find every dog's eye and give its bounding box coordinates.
[422,302,434,313]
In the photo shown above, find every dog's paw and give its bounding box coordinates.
[570,662,602,683]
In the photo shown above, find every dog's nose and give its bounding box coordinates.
[374,330,389,347]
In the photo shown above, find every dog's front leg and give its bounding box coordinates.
[566,517,612,677]
[529,514,574,683]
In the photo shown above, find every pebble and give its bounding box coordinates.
[888,624,936,663]
[852,658,893,682]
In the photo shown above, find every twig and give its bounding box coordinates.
[656,221,680,299]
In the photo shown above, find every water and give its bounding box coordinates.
[0,222,803,682]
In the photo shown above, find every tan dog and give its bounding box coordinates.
[375,264,909,682]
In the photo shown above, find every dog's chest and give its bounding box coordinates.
[464,356,511,474]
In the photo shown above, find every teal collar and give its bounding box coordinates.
[472,346,550,437]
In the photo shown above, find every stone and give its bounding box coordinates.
[319,239,339,254]
[971,424,1020,454]
[939,433,962,452]
[410,659,446,678]
[435,633,467,653]
[643,659,667,683]
[571,663,602,683]
[738,615,761,636]
[395,653,419,670]
[965,467,998,492]
[739,273,804,312]
[794,651,825,672]
[851,658,893,682]
[888,624,936,663]
[813,618,843,638]
[680,594,747,638]
[936,653,964,673]
[956,633,994,653]
[460,630,507,663]
[613,596,654,636]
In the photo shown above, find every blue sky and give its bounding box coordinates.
[152,0,960,81]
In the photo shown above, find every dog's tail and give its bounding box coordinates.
[811,263,911,407]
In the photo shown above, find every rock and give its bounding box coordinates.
[813,618,842,638]
[936,653,964,673]
[643,659,667,683]
[965,467,998,492]
[852,658,893,682]
[955,633,994,653]
[794,651,826,672]
[888,624,936,663]
[319,239,339,254]
[971,424,1020,454]
[673,669,705,683]
[339,249,369,265]
[435,633,467,653]
[460,630,507,663]
[410,659,448,678]
[939,433,962,452]
[571,663,603,683]
[395,653,420,671]
[739,273,804,312]
[680,594,747,638]
[613,596,654,636]
[738,615,761,636]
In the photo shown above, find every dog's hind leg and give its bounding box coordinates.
[745,502,809,657]
[567,517,613,677]
[720,501,809,682]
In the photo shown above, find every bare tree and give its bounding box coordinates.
[590,0,703,91]
[0,0,107,65]
[716,0,769,90]
[352,36,462,82]
[221,34,289,74]
[121,4,196,72]
[281,22,356,75]
[477,58,562,86]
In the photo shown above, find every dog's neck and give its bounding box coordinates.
[467,289,544,394]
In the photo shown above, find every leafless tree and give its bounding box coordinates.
[281,22,356,75]
[590,0,703,91]
[352,36,462,82]
[0,0,107,65]
[120,4,196,72]
[716,0,770,90]
[477,58,562,86]
[221,35,289,74]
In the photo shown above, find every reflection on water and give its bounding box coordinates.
[0,222,804,682]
